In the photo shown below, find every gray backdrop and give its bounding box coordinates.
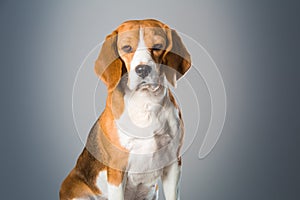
[0,0,299,199]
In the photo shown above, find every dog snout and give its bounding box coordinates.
[135,65,152,79]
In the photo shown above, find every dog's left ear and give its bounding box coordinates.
[94,30,125,92]
[162,28,191,87]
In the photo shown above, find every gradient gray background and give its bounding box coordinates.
[1,0,299,199]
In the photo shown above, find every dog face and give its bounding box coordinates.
[94,19,191,92]
[117,26,166,91]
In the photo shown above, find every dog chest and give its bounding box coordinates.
[116,99,181,174]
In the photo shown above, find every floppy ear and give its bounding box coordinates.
[94,30,125,92]
[162,28,191,87]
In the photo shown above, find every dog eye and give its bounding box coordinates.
[152,44,163,51]
[122,45,133,53]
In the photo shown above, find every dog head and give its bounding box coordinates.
[94,19,191,93]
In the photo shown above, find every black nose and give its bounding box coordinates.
[135,65,152,78]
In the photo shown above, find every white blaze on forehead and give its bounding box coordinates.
[130,28,154,70]
[127,27,158,90]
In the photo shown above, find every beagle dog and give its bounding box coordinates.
[60,19,191,200]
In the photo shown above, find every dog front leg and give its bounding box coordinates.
[107,168,125,200]
[162,161,181,200]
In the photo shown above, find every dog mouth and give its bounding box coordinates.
[136,81,162,92]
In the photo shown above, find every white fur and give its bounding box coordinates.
[128,28,159,90]
[95,171,124,200]
[95,27,182,200]
[96,171,108,198]
[114,86,182,199]
[108,183,124,200]
[162,162,182,200]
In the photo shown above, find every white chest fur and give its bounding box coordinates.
[95,89,182,199]
[116,89,181,180]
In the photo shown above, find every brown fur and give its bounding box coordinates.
[60,148,104,199]
[60,19,190,199]
[168,90,184,166]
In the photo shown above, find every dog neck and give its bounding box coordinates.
[117,85,168,137]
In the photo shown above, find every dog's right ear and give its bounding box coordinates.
[94,30,124,92]
[162,27,191,88]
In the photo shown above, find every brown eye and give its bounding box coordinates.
[122,45,132,53]
[152,44,163,51]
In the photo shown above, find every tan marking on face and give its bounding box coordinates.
[60,19,190,199]
[143,27,167,63]
[117,29,139,71]
[116,20,168,71]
